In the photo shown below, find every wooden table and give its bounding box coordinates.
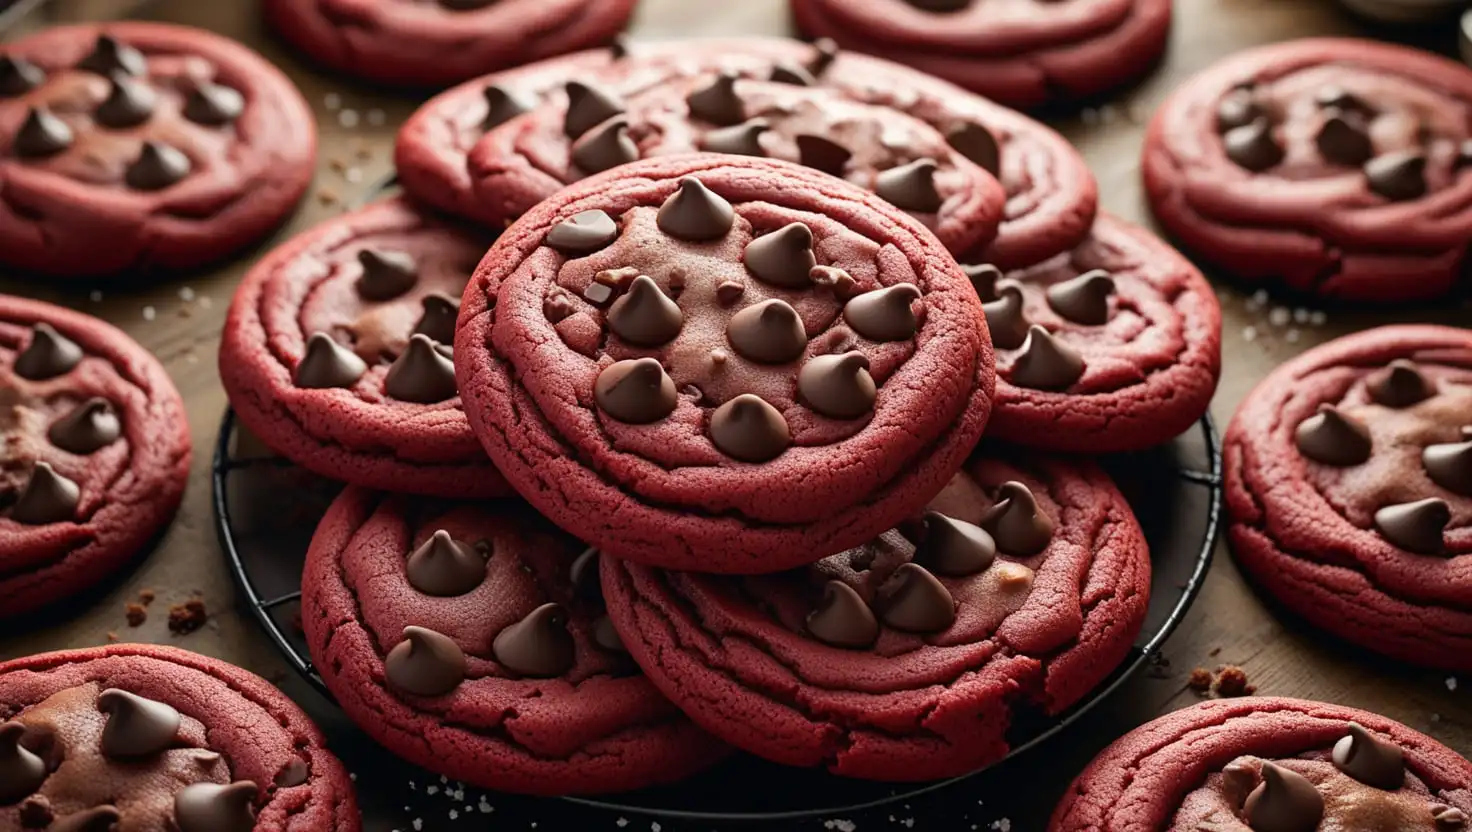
[2,0,1469,828]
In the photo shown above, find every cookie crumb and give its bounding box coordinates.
[290,610,304,634]
[168,598,208,634]
[139,588,156,606]
[141,306,156,322]
[125,603,147,627]
[105,631,119,643]
[1188,667,1213,692]
[1214,665,1251,697]
[1208,646,1222,657]
[317,189,341,207]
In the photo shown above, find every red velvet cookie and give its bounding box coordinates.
[396,37,1095,267]
[0,644,359,831]
[455,154,995,573]
[262,0,635,88]
[1144,39,1472,303]
[302,487,728,795]
[221,197,509,498]
[1051,697,1472,831]
[0,23,316,278]
[790,0,1172,109]
[1226,325,1472,670]
[1,296,190,619]
[970,213,1221,453]
[602,446,1151,780]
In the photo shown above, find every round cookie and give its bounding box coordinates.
[1051,697,1472,831]
[302,487,728,795]
[2,295,190,619]
[602,446,1151,780]
[454,154,995,573]
[221,197,508,498]
[0,23,316,278]
[262,0,635,87]
[1225,325,1472,670]
[790,0,1172,109]
[0,644,359,831]
[1143,38,1472,303]
[969,213,1221,453]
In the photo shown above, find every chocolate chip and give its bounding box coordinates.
[1010,325,1084,390]
[595,358,677,424]
[1365,151,1426,201]
[686,72,744,126]
[412,293,460,345]
[273,757,310,788]
[569,547,602,600]
[844,283,921,342]
[125,141,190,191]
[77,35,146,77]
[806,581,879,649]
[982,280,1029,350]
[439,0,497,8]
[608,35,631,60]
[947,122,1000,174]
[700,118,769,157]
[1424,431,1472,495]
[592,615,625,652]
[14,323,83,380]
[174,781,257,832]
[407,530,485,596]
[1315,110,1373,166]
[875,158,943,213]
[1223,118,1283,172]
[47,398,120,455]
[915,512,996,577]
[1047,269,1115,326]
[1458,140,1472,170]
[548,209,619,253]
[0,723,46,805]
[1315,85,1369,114]
[385,334,457,403]
[1294,404,1371,466]
[903,0,971,9]
[809,38,839,76]
[1244,762,1324,832]
[878,563,956,633]
[1216,87,1262,132]
[11,462,79,525]
[95,73,157,127]
[1366,359,1433,407]
[1374,497,1450,555]
[184,80,244,126]
[715,281,746,305]
[97,688,180,758]
[981,481,1054,556]
[483,84,535,130]
[656,177,734,241]
[355,249,418,301]
[571,116,638,173]
[13,107,73,157]
[798,352,875,419]
[727,299,807,364]
[1332,723,1404,790]
[0,55,45,97]
[385,626,466,696]
[564,81,624,139]
[710,394,790,462]
[51,806,122,832]
[964,264,1001,301]
[810,265,857,300]
[608,275,683,346]
[796,134,852,176]
[770,61,817,86]
[1433,805,1469,830]
[744,223,816,288]
[493,603,576,678]
[294,333,366,389]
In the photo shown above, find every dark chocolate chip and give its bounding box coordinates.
[806,581,878,649]
[1244,762,1324,832]
[564,81,624,140]
[875,158,943,213]
[1223,118,1283,172]
[915,512,996,577]
[77,35,146,77]
[715,280,746,305]
[1424,431,1472,496]
[964,264,1001,301]
[595,358,677,424]
[1047,269,1115,326]
[983,280,1029,350]
[1366,359,1434,408]
[273,758,310,788]
[483,84,534,130]
[700,118,769,157]
[14,323,82,380]
[656,177,734,241]
[592,615,625,652]
[13,107,73,157]
[385,626,466,696]
[48,398,120,455]
[439,0,497,9]
[407,530,485,597]
[95,73,157,128]
[184,80,244,126]
[1332,723,1405,790]
[355,249,418,301]
[946,122,1000,174]
[385,334,457,403]
[571,116,638,173]
[97,688,180,758]
[844,283,921,342]
[796,134,852,176]
[548,209,619,253]
[744,223,816,288]
[769,61,817,86]
[174,781,257,832]
[493,603,576,678]
[686,72,744,126]
[608,35,631,60]
[878,563,956,633]
[51,806,122,832]
[124,141,190,191]
[981,481,1054,556]
[11,462,79,525]
[1374,497,1450,555]
[1216,87,1262,132]
[413,293,460,345]
[0,55,45,97]
[1295,405,1371,466]
[1458,140,1472,170]
[1315,85,1369,114]
[294,333,367,389]
[1010,325,1084,390]
[1365,151,1427,201]
[1315,109,1373,167]
[809,38,839,76]
[0,723,46,804]
[727,299,807,364]
[810,265,857,299]
[709,394,790,462]
[798,352,875,419]
[902,0,971,10]
[569,547,602,600]
[608,275,683,346]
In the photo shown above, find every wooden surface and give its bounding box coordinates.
[2,0,1470,828]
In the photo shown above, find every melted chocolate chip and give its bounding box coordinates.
[947,122,1000,174]
[796,134,852,176]
[592,615,625,652]
[184,80,244,126]
[981,481,1054,556]
[983,280,1029,350]
[355,249,418,301]
[1367,359,1434,407]
[1365,151,1427,201]
[1244,762,1324,832]
[1315,109,1373,166]
[14,323,83,380]
[878,563,956,633]
[125,141,190,191]
[1294,405,1371,466]
[548,209,620,253]
[95,74,157,128]
[798,352,875,419]
[770,61,817,86]
[274,757,310,788]
[701,119,769,156]
[595,358,677,424]
[656,177,734,241]
[1047,269,1115,326]
[0,722,46,804]
[413,293,460,345]
[1216,87,1262,132]
[1010,325,1084,390]
[569,547,602,600]
[0,55,45,97]
[13,107,73,157]
[483,84,535,129]
[571,116,638,173]
[97,689,180,758]
[1332,723,1405,790]
[1374,497,1450,555]
[875,158,943,213]
[844,283,921,342]
[407,530,485,597]
[1224,118,1284,171]
[385,334,457,403]
[806,581,879,649]
[564,81,624,139]
[964,264,1001,301]
[47,398,121,455]
[1424,431,1472,495]
[11,462,80,525]
[439,0,497,8]
[295,333,367,389]
[174,781,257,832]
[386,626,466,696]
[915,512,996,577]
[710,394,790,462]
[608,275,683,346]
[744,223,816,288]
[77,35,146,77]
[903,0,971,10]
[686,72,744,126]
[493,603,576,678]
[728,299,807,364]
[52,806,122,832]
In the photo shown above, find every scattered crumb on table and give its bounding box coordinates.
[168,599,209,635]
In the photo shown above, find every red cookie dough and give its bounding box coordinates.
[396,37,1095,268]
[262,0,635,87]
[1225,325,1472,671]
[1,295,190,619]
[1051,697,1472,831]
[0,23,316,278]
[0,644,359,831]
[1144,38,1472,303]
[455,154,995,573]
[791,0,1172,109]
[221,197,509,498]
[602,447,1151,780]
[302,487,728,795]
[973,213,1221,453]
